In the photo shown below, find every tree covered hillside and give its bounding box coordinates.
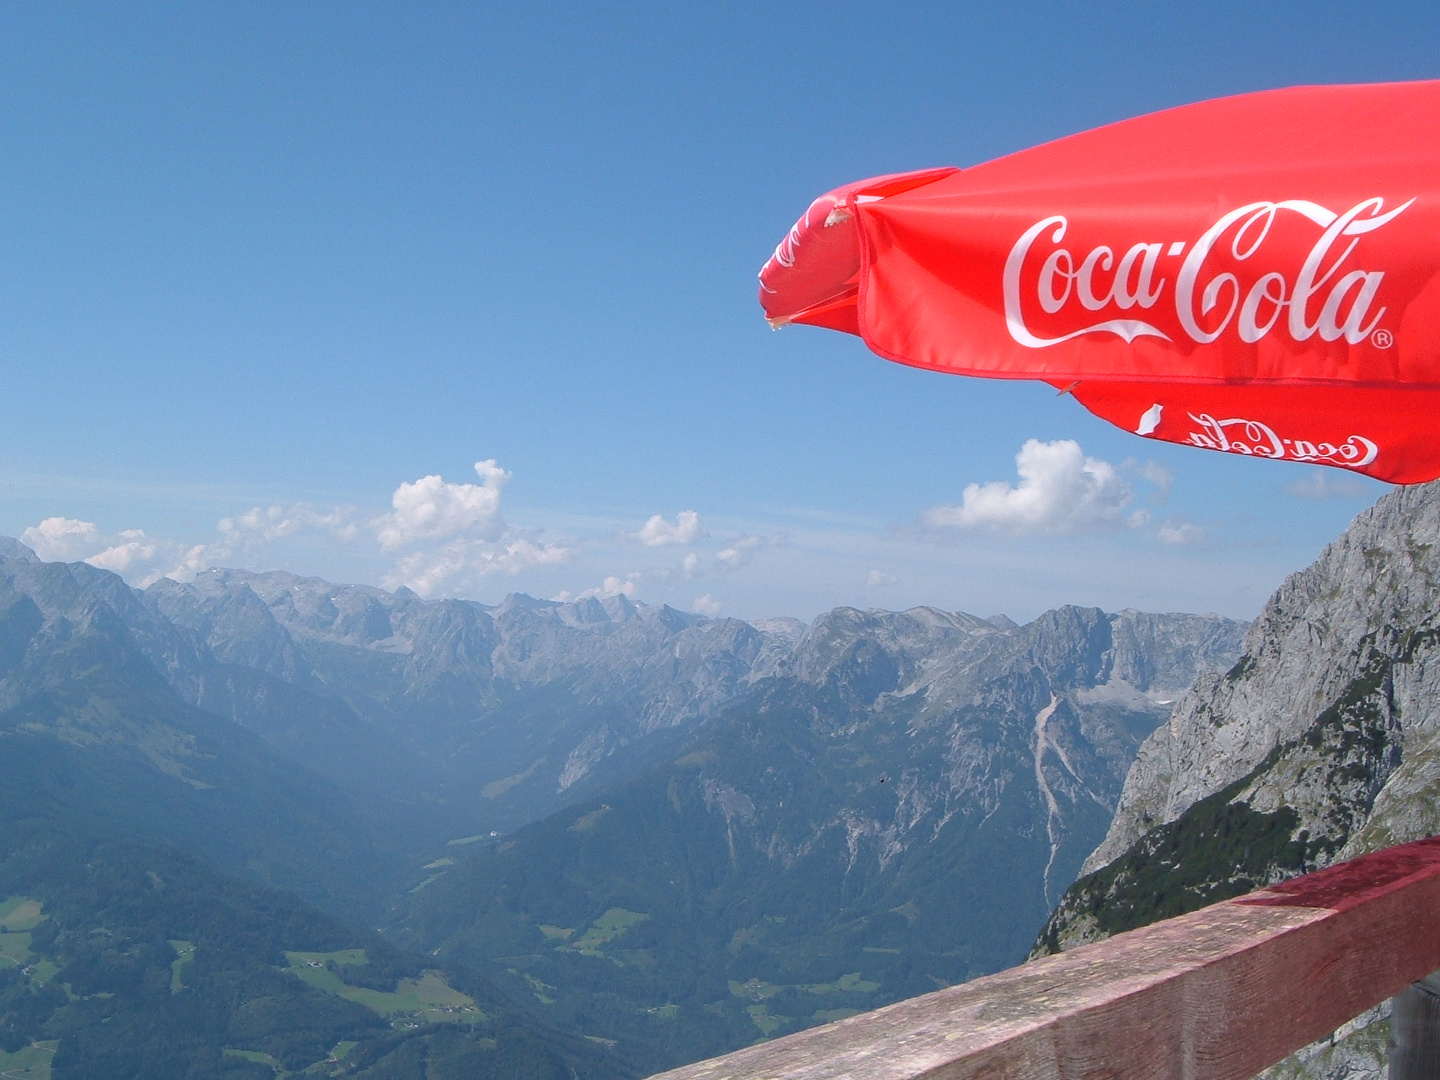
[0,822,627,1079]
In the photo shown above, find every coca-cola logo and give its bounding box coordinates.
[1003,198,1413,349]
[1137,403,1378,469]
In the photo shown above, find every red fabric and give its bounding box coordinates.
[759,81,1440,483]
[1064,381,1440,485]
[758,168,958,326]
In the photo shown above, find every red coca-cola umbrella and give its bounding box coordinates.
[760,81,1440,484]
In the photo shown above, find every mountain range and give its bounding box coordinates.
[0,534,1250,1076]
[4,468,1436,1080]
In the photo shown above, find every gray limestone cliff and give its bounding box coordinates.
[1038,480,1440,1080]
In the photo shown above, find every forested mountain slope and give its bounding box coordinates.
[0,822,626,1080]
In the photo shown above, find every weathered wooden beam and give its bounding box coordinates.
[650,837,1440,1080]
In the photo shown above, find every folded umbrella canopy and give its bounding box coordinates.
[760,81,1440,484]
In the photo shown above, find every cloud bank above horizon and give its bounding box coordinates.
[5,437,1365,623]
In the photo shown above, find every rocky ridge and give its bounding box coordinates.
[141,566,1246,858]
[1038,480,1440,1080]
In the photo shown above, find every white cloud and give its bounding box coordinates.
[374,459,509,551]
[21,458,571,595]
[566,574,639,602]
[1157,518,1205,545]
[219,504,358,547]
[86,530,161,575]
[634,510,704,547]
[366,459,572,596]
[170,544,213,580]
[153,503,362,582]
[682,552,700,577]
[1137,460,1173,498]
[21,517,101,561]
[866,569,897,588]
[715,533,784,571]
[555,578,636,604]
[1285,469,1373,500]
[20,518,181,586]
[922,440,1132,534]
[693,593,721,615]
[382,535,570,597]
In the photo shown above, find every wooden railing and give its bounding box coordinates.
[651,836,1440,1080]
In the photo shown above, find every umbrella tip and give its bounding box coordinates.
[767,317,791,330]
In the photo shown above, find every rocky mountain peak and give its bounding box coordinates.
[1079,480,1440,878]
[0,537,38,563]
[1030,486,1440,1080]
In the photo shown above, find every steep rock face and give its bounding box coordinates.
[1037,481,1440,1080]
[1081,482,1440,879]
[146,573,317,688]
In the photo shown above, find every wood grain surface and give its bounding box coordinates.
[649,836,1440,1080]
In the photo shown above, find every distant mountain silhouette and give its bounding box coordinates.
[0,541,1246,1075]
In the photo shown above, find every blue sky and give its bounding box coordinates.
[1,1,1434,621]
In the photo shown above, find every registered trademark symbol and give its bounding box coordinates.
[1373,328,1395,348]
